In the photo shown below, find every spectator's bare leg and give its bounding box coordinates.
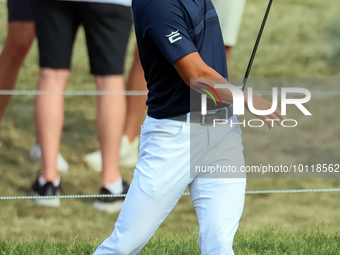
[36,68,69,182]
[95,75,126,185]
[0,22,35,126]
[123,46,147,143]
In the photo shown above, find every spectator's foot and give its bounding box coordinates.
[30,144,69,173]
[83,135,139,172]
[83,149,102,172]
[31,177,61,207]
[93,180,129,213]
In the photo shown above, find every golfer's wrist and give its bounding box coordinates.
[242,91,248,106]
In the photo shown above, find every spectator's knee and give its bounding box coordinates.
[39,68,69,80]
[3,39,32,64]
[37,68,70,90]
[94,75,124,91]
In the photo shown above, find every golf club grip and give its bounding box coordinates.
[241,0,274,91]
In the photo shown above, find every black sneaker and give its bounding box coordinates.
[93,180,129,213]
[31,178,61,207]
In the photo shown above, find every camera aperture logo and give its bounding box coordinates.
[197,82,223,114]
[200,83,312,128]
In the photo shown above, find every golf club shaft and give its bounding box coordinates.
[241,0,274,91]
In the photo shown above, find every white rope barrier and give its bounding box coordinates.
[1,90,340,96]
[0,90,148,96]
[1,188,339,200]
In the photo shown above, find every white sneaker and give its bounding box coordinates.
[120,135,139,168]
[83,149,102,172]
[83,135,139,171]
[30,144,69,173]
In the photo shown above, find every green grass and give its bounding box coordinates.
[1,0,340,252]
[1,226,339,255]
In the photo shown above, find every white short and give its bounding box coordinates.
[212,0,246,47]
[94,114,246,255]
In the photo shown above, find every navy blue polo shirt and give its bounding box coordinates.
[132,0,228,119]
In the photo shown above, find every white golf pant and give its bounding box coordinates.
[94,114,246,255]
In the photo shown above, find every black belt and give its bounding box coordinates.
[168,107,233,125]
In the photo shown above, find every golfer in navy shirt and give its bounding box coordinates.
[94,0,283,254]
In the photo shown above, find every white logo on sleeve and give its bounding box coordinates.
[166,30,182,44]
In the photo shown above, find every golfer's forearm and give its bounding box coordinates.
[191,75,234,104]
[173,52,245,105]
[190,72,248,106]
